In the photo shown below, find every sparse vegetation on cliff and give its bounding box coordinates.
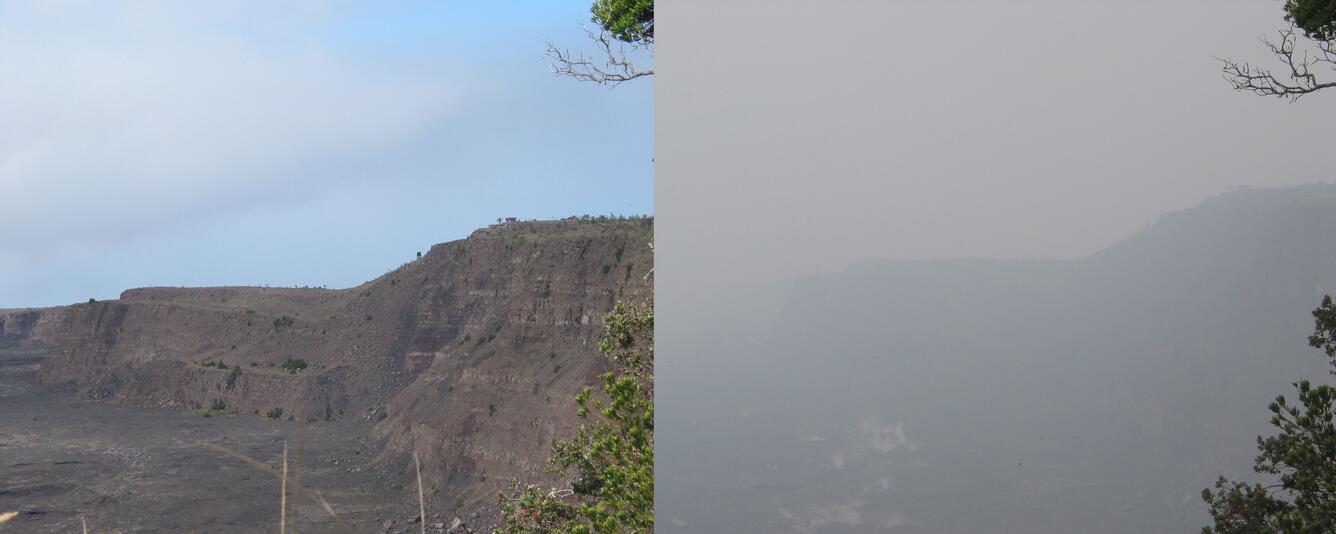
[497,299,654,533]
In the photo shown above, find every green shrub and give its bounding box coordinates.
[281,358,308,373]
[210,399,226,411]
[272,315,294,330]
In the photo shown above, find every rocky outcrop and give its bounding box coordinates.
[34,218,653,515]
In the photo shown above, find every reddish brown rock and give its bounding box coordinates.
[31,217,653,517]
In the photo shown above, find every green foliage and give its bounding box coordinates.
[1202,296,1336,532]
[591,0,653,45]
[266,407,284,419]
[1286,0,1336,41]
[496,299,653,533]
[598,301,653,375]
[1308,295,1336,365]
[281,358,308,373]
[210,398,226,411]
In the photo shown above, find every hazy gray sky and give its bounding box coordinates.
[1,1,652,307]
[658,4,1336,531]
[659,0,1336,291]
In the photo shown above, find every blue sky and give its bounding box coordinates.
[0,1,652,307]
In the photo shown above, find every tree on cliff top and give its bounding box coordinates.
[1287,0,1336,41]
[1221,0,1336,100]
[547,0,653,86]
[591,0,653,46]
[1201,296,1336,532]
[496,299,653,533]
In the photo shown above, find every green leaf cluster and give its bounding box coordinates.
[591,0,653,45]
[1285,0,1336,41]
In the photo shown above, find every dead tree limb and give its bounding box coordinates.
[546,27,653,87]
[1221,24,1336,101]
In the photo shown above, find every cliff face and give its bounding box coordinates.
[368,220,655,508]
[0,307,66,348]
[34,218,653,513]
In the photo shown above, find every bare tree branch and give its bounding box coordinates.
[1221,24,1336,101]
[546,27,653,87]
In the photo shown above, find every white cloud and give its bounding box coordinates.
[0,3,459,260]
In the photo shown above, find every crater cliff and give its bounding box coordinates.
[29,217,653,517]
